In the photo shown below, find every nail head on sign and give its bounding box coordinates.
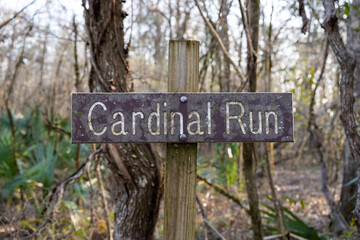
[179,134,187,141]
[180,96,187,103]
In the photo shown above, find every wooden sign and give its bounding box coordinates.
[71,92,293,143]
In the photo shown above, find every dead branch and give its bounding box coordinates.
[199,40,216,92]
[264,145,286,237]
[95,158,112,240]
[298,0,309,34]
[24,145,105,239]
[106,144,134,184]
[150,6,171,27]
[308,40,329,132]
[44,123,71,137]
[0,0,36,30]
[87,161,95,226]
[194,0,246,89]
[4,24,32,105]
[197,173,250,215]
[196,195,227,240]
[238,0,256,58]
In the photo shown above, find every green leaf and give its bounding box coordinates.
[0,130,17,179]
[344,2,351,16]
[261,198,325,239]
[300,199,305,210]
[344,177,358,187]
[344,2,351,14]
[351,4,360,14]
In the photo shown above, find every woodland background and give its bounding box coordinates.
[0,0,359,239]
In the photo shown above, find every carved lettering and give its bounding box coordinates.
[207,102,211,134]
[148,102,161,135]
[132,112,144,135]
[72,93,293,143]
[88,102,107,135]
[226,101,246,134]
[163,102,167,135]
[187,111,204,135]
[111,112,128,135]
[265,111,278,134]
[249,111,262,134]
[170,112,183,135]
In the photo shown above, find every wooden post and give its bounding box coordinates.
[164,40,199,240]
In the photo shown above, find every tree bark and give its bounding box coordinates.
[321,0,360,233]
[242,0,263,239]
[340,0,360,224]
[340,1,360,222]
[265,144,285,237]
[340,139,357,222]
[83,1,163,239]
[243,143,263,239]
[219,0,231,92]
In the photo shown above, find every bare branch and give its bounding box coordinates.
[196,195,227,240]
[106,144,134,184]
[308,40,329,132]
[238,0,256,58]
[95,158,113,240]
[150,6,171,27]
[4,24,32,104]
[44,122,71,137]
[0,0,36,30]
[298,0,309,34]
[197,173,250,214]
[25,145,105,238]
[194,0,246,88]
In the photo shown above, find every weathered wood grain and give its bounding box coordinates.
[164,40,198,240]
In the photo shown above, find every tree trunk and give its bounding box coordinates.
[242,0,263,239]
[83,1,163,239]
[220,0,231,92]
[340,139,357,222]
[340,0,360,224]
[175,0,190,40]
[322,0,360,233]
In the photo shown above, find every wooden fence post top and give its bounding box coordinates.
[168,40,199,93]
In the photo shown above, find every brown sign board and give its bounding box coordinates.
[71,92,293,143]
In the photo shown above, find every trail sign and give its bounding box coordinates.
[71,92,293,143]
[71,40,295,240]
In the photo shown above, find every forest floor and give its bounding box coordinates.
[0,163,347,239]
[155,166,342,240]
[196,167,335,239]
